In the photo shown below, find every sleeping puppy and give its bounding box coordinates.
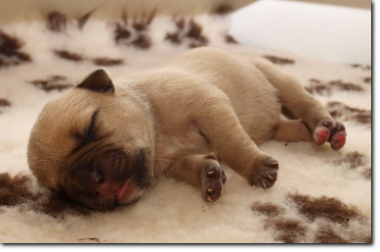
[27,47,346,210]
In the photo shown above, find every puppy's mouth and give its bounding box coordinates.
[114,173,137,204]
[94,169,138,204]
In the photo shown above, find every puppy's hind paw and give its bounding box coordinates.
[250,158,278,189]
[314,119,346,150]
[314,119,333,145]
[329,122,346,150]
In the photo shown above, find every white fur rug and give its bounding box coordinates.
[0,8,371,243]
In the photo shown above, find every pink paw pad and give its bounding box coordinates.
[314,126,330,144]
[330,126,346,150]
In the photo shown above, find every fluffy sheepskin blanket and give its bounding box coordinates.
[0,7,371,243]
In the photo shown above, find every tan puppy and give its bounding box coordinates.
[27,47,346,210]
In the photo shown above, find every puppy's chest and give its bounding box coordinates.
[154,123,210,174]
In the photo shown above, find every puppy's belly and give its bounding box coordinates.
[154,126,212,175]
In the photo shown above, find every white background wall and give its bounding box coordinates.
[230,0,371,65]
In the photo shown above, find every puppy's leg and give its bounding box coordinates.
[250,57,346,150]
[164,153,226,202]
[274,118,312,142]
[194,99,279,189]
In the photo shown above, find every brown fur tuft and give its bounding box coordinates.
[93,57,124,66]
[288,192,361,226]
[334,151,366,169]
[165,32,182,44]
[165,18,209,48]
[0,172,97,218]
[0,173,40,206]
[251,201,283,217]
[165,18,183,44]
[263,55,294,65]
[306,79,363,96]
[186,19,209,48]
[27,75,73,92]
[314,225,349,243]
[327,101,371,125]
[351,64,371,71]
[176,18,185,30]
[265,218,307,243]
[54,50,83,62]
[362,167,371,179]
[47,11,67,32]
[131,34,151,49]
[0,98,11,113]
[114,23,151,49]
[225,34,238,44]
[315,223,371,243]
[364,77,371,84]
[29,192,96,218]
[115,23,131,42]
[0,31,31,67]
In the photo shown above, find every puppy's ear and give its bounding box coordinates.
[77,69,114,93]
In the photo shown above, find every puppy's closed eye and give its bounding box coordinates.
[84,111,98,144]
[73,110,99,146]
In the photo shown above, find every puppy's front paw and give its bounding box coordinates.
[249,158,278,189]
[201,154,226,202]
[314,119,346,150]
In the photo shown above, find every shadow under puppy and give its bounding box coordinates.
[27,47,347,210]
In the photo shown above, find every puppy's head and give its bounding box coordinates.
[27,69,155,210]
